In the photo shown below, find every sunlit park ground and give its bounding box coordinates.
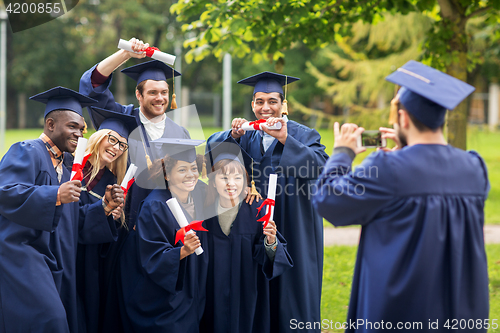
[1,126,499,332]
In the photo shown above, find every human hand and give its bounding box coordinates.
[262,117,287,144]
[333,122,366,155]
[111,203,124,220]
[231,118,248,139]
[245,186,262,205]
[104,184,124,209]
[180,232,201,260]
[378,125,402,152]
[59,180,82,204]
[126,37,149,59]
[263,220,277,245]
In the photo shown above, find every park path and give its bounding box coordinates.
[324,225,500,246]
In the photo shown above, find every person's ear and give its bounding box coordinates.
[399,109,410,129]
[46,117,56,132]
[135,89,142,101]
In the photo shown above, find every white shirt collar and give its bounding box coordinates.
[139,109,166,141]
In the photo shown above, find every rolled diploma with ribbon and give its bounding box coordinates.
[166,198,203,255]
[70,137,88,181]
[240,120,282,131]
[267,174,277,221]
[120,163,138,196]
[118,39,176,65]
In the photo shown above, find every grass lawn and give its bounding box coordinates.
[321,244,500,333]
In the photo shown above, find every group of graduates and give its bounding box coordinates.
[0,36,491,333]
[0,38,326,333]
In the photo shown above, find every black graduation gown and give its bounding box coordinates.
[118,182,208,333]
[76,168,119,333]
[0,139,115,333]
[200,201,293,333]
[207,121,328,333]
[313,145,490,332]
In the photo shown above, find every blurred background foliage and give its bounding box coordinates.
[0,0,499,135]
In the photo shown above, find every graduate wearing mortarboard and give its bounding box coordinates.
[79,37,190,228]
[200,138,293,333]
[0,87,120,333]
[313,61,490,332]
[75,107,138,333]
[117,139,209,333]
[207,72,328,333]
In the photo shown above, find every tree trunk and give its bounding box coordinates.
[438,0,468,150]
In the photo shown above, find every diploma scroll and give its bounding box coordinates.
[256,174,277,228]
[166,198,204,255]
[240,121,282,131]
[70,137,89,181]
[118,39,176,65]
[120,164,138,197]
[267,174,277,221]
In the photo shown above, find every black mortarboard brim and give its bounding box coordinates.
[385,60,475,129]
[151,138,205,163]
[30,86,97,118]
[205,139,249,171]
[237,71,299,95]
[121,60,181,84]
[89,107,138,140]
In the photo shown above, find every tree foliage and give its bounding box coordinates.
[172,0,500,149]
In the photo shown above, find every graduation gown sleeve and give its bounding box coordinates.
[274,126,328,180]
[136,199,185,294]
[256,231,293,280]
[313,149,396,226]
[78,197,118,244]
[0,141,62,231]
[79,64,136,115]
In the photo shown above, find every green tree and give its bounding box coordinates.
[172,0,499,149]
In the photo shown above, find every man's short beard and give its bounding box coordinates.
[397,119,408,148]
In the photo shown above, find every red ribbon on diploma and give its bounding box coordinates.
[121,178,135,198]
[248,119,267,130]
[256,198,275,229]
[175,220,208,245]
[71,154,91,182]
[145,46,160,58]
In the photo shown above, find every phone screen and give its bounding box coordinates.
[361,130,386,148]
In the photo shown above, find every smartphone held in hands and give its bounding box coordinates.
[357,130,387,148]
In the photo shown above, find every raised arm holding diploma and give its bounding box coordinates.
[118,38,176,65]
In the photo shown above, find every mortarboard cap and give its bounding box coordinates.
[121,60,181,84]
[205,139,248,171]
[151,138,205,163]
[237,71,299,95]
[385,60,475,129]
[30,86,97,118]
[89,107,138,140]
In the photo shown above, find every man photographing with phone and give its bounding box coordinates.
[313,60,490,332]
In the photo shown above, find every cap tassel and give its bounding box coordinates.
[250,180,259,196]
[146,154,153,169]
[171,93,178,109]
[82,120,88,134]
[250,159,259,196]
[281,99,288,115]
[202,161,207,179]
[171,67,177,109]
[389,86,400,125]
[281,75,289,115]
